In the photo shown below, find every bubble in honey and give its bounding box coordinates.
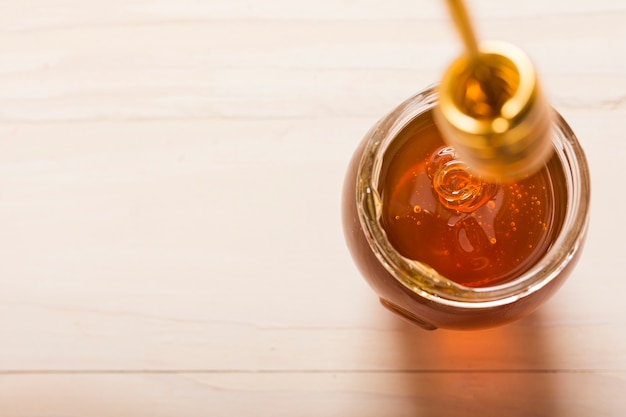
[490,237,497,244]
[413,205,422,213]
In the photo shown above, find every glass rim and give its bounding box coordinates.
[355,85,590,308]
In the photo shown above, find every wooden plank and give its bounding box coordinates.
[1,307,625,372]
[0,372,624,417]
[0,9,624,123]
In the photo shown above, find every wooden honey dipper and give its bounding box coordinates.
[434,0,554,181]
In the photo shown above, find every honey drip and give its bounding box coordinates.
[427,146,497,213]
[380,111,560,287]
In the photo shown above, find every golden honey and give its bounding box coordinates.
[379,111,562,287]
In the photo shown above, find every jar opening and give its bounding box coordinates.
[356,86,590,307]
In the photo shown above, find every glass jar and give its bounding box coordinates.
[342,86,590,330]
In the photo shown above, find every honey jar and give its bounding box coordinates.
[342,86,589,330]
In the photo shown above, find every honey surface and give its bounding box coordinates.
[380,112,559,287]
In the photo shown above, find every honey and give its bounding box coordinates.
[379,110,563,287]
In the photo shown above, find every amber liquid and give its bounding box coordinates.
[379,111,563,287]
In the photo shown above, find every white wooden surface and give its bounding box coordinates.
[1,1,625,415]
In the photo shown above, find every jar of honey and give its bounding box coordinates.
[342,86,590,330]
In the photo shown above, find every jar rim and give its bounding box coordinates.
[355,86,590,308]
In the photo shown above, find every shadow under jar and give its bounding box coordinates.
[342,86,590,330]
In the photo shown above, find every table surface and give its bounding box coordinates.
[1,1,625,416]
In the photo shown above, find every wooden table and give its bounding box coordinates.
[1,1,624,415]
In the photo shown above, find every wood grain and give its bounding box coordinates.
[1,372,624,417]
[0,0,625,415]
